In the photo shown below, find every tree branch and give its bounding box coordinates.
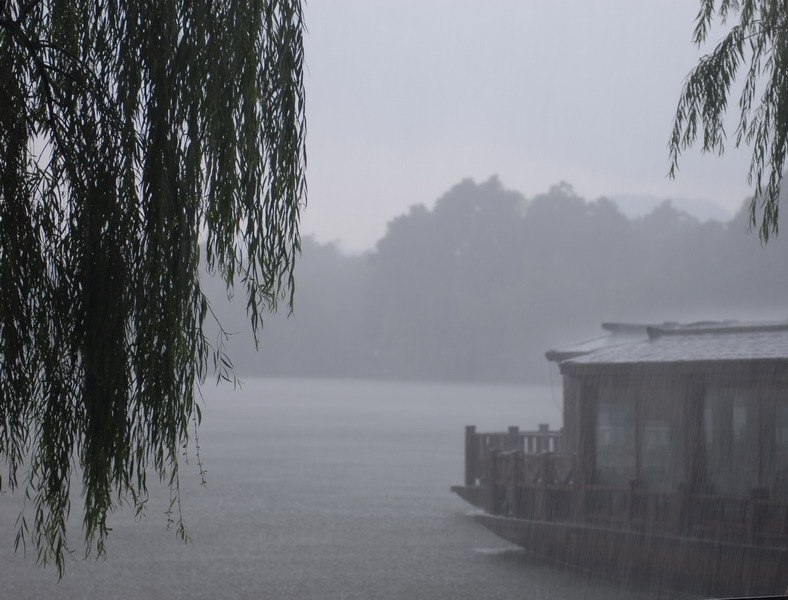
[14,0,43,24]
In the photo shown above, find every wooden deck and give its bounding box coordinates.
[453,425,788,595]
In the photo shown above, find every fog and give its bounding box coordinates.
[8,3,788,598]
[241,0,784,385]
[0,380,678,600]
[301,0,753,252]
[208,178,788,385]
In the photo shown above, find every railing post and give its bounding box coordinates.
[507,426,520,452]
[784,502,788,536]
[627,479,637,526]
[537,424,549,453]
[745,496,756,545]
[536,451,550,520]
[464,425,477,486]
[510,450,522,518]
[485,449,501,514]
[571,466,586,522]
[677,483,691,535]
[746,488,768,545]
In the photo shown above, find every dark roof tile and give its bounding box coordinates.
[566,328,788,365]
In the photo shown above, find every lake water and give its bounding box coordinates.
[0,378,679,599]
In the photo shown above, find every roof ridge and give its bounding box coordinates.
[648,322,788,338]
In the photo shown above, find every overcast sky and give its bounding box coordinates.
[300,1,753,251]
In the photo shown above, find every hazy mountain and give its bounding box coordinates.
[609,194,732,223]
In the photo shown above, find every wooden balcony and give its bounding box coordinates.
[459,424,788,548]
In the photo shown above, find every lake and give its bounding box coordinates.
[0,378,679,599]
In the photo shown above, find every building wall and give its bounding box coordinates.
[593,374,685,490]
[564,362,788,498]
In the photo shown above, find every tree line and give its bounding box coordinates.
[205,177,788,385]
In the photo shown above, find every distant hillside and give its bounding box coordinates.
[205,178,788,386]
[609,194,732,223]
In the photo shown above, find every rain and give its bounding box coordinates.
[3,2,788,599]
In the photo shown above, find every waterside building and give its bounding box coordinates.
[453,321,788,595]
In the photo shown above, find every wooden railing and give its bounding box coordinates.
[484,448,575,521]
[463,424,563,486]
[462,424,788,547]
[583,484,788,545]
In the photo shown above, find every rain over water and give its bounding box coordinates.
[6,2,788,598]
[0,378,686,600]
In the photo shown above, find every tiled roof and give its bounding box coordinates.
[556,321,788,366]
[545,324,652,363]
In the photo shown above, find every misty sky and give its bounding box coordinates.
[300,1,754,251]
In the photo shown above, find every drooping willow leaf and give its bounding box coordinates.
[670,0,788,241]
[0,0,306,574]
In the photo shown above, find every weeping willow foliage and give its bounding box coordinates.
[670,0,788,241]
[0,0,305,573]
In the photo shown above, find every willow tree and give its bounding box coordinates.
[0,0,306,573]
[670,1,788,241]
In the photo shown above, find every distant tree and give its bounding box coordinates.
[0,0,306,573]
[369,178,527,380]
[231,237,370,378]
[669,0,788,241]
[196,177,788,388]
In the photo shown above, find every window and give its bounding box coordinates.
[703,388,758,496]
[596,400,635,486]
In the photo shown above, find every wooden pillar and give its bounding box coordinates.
[783,502,788,536]
[676,483,691,535]
[507,426,520,452]
[537,423,549,453]
[578,375,598,486]
[569,373,597,523]
[571,463,586,522]
[562,373,579,455]
[627,479,636,526]
[536,452,550,521]
[678,377,705,535]
[464,425,477,486]
[683,377,706,493]
[485,449,501,514]
[510,450,522,518]
[746,488,768,544]
[745,494,756,545]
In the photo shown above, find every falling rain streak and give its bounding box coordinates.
[0,379,679,600]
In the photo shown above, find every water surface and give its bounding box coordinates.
[0,378,678,599]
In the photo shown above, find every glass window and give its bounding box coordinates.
[704,388,758,496]
[596,401,635,486]
[767,400,788,499]
[639,382,683,491]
